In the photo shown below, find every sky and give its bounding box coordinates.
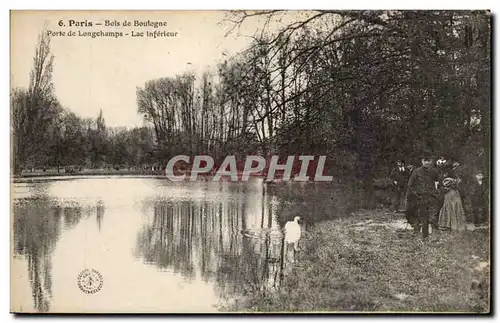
[11,10,299,128]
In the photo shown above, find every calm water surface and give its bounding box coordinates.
[11,176,294,313]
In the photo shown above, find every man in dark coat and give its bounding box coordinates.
[470,170,489,226]
[389,160,410,212]
[406,154,440,239]
[451,161,468,202]
[403,162,419,229]
[435,155,449,177]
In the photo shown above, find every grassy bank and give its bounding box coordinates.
[223,210,490,313]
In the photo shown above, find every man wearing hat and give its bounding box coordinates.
[389,159,410,212]
[406,153,441,239]
[470,169,489,226]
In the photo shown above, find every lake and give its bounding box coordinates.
[11,176,318,313]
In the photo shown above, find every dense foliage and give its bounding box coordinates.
[12,11,491,181]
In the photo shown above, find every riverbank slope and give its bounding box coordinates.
[223,209,490,313]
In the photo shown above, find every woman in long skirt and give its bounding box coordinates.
[438,177,466,231]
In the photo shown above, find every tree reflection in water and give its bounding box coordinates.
[12,197,97,312]
[96,199,105,231]
[135,183,293,302]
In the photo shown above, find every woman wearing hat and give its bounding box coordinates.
[438,175,467,232]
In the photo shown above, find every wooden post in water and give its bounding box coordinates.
[261,183,265,229]
[279,232,286,286]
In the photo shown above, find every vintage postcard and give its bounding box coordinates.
[10,9,491,313]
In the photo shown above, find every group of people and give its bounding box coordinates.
[389,153,489,239]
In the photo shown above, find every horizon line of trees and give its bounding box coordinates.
[11,10,491,184]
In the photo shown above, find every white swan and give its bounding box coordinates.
[284,216,302,251]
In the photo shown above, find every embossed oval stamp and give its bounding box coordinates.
[77,269,103,294]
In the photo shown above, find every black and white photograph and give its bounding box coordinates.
[9,9,491,314]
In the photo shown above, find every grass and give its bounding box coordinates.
[222,209,490,313]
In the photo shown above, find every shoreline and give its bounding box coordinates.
[13,170,164,178]
[10,170,274,182]
[11,169,309,180]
